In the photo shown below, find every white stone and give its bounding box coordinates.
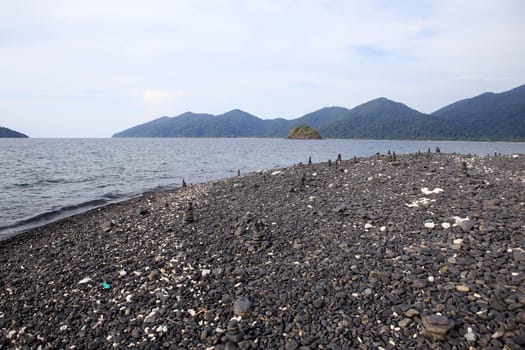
[428,276,435,282]
[421,187,444,195]
[452,216,470,226]
[201,269,211,278]
[188,309,197,317]
[365,223,373,229]
[453,239,464,245]
[118,270,127,277]
[380,226,386,232]
[271,170,282,176]
[464,327,476,342]
[78,277,92,284]
[441,222,451,229]
[421,187,433,195]
[424,221,436,229]
[156,325,168,333]
[126,294,133,302]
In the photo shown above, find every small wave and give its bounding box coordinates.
[103,192,126,200]
[142,184,180,196]
[15,183,31,188]
[0,198,110,240]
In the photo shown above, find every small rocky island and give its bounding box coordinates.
[288,125,322,139]
[0,126,29,138]
[0,153,524,349]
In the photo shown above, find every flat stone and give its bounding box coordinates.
[405,308,420,318]
[456,285,470,292]
[513,251,525,262]
[412,279,427,289]
[398,318,412,328]
[285,339,299,350]
[233,296,251,317]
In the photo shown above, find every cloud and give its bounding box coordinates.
[143,90,184,104]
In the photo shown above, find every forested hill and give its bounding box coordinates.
[432,84,525,141]
[113,84,525,141]
[0,126,29,138]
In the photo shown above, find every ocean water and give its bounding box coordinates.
[1,138,524,240]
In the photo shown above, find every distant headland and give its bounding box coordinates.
[0,127,29,138]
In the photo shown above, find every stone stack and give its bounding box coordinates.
[421,314,454,341]
[184,202,195,224]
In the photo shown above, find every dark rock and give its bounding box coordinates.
[285,339,299,350]
[233,297,251,317]
[512,251,525,263]
[421,314,454,341]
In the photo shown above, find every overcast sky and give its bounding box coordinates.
[1,0,524,137]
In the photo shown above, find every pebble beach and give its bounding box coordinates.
[1,152,524,349]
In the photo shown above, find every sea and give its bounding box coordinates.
[1,138,524,240]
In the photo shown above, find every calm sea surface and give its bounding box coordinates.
[1,138,524,240]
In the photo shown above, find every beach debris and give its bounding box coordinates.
[102,281,111,290]
[184,202,195,224]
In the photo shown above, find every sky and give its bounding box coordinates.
[1,0,524,137]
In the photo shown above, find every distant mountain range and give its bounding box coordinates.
[0,126,28,138]
[113,84,525,141]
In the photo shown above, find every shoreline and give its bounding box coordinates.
[1,153,524,349]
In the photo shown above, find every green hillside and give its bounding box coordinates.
[0,126,29,138]
[113,84,525,141]
[432,84,525,140]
